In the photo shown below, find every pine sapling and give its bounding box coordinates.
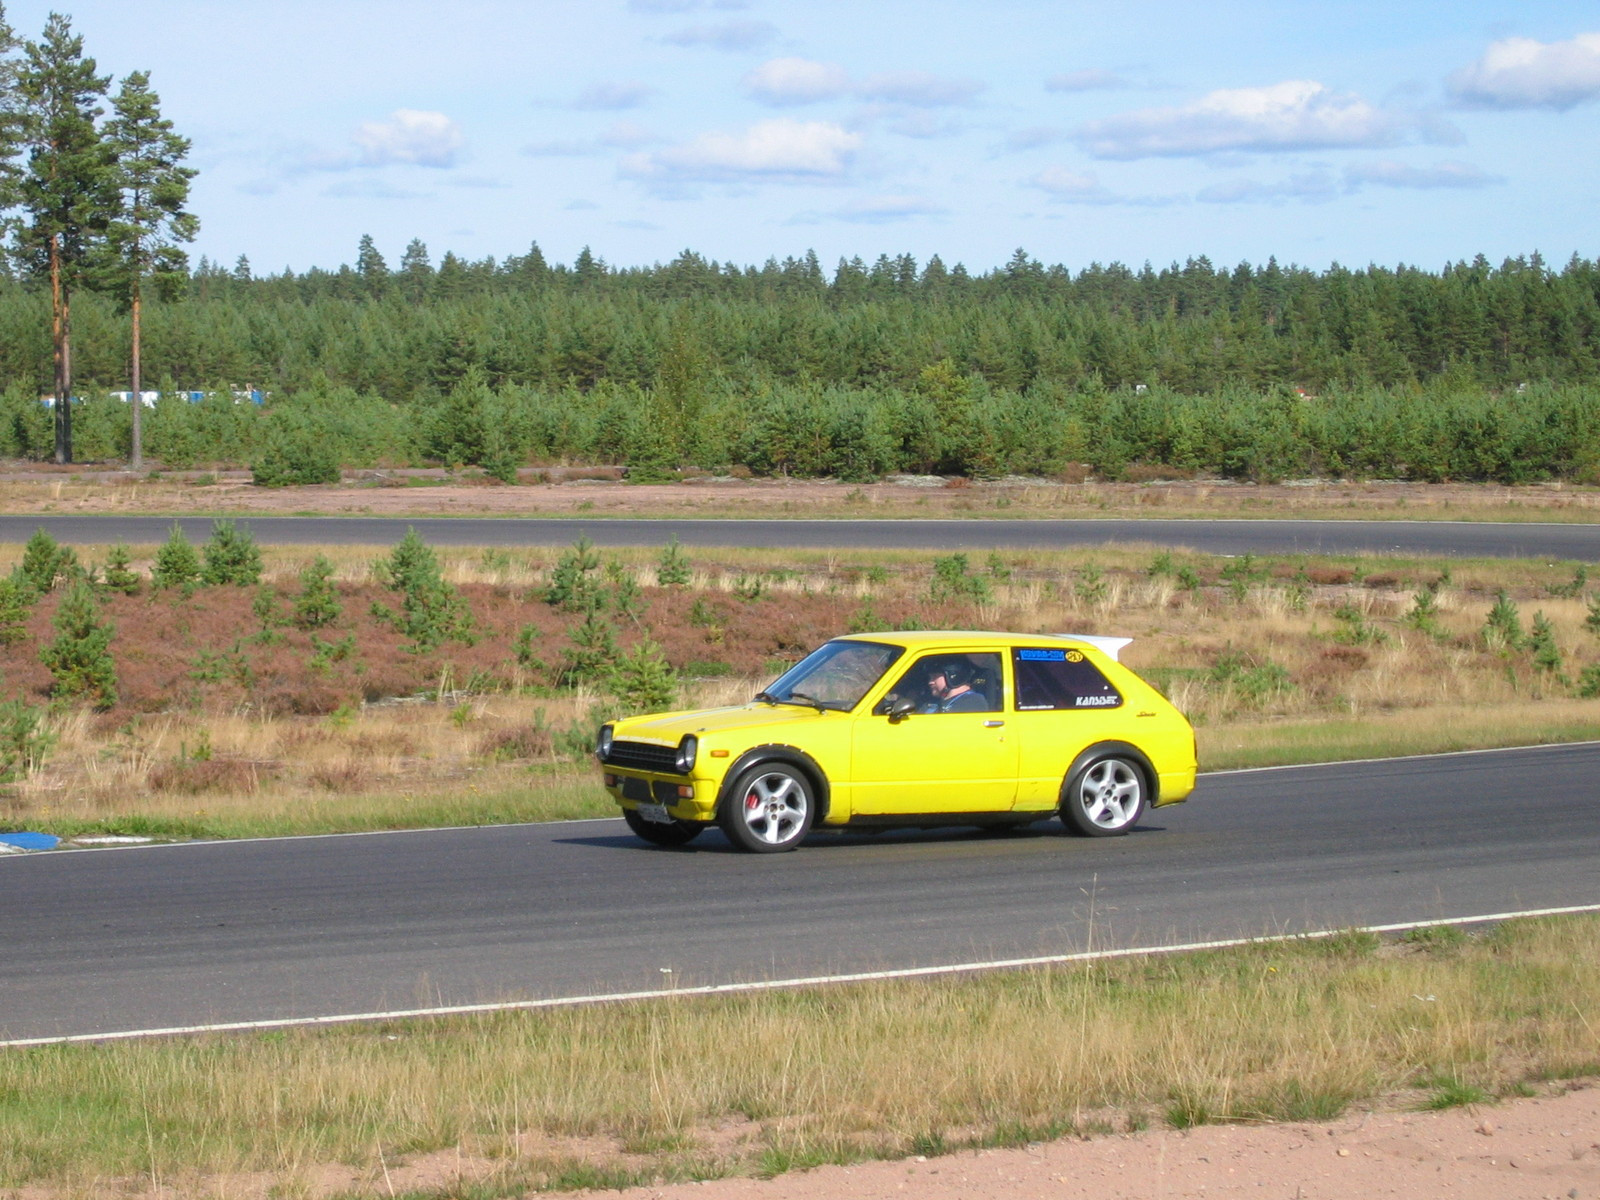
[0,578,32,646]
[201,519,263,586]
[609,639,676,713]
[1482,590,1524,651]
[151,524,202,594]
[656,536,691,587]
[293,554,343,629]
[102,543,142,596]
[1528,612,1564,680]
[40,582,117,709]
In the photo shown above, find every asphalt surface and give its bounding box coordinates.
[3,515,1600,559]
[3,742,1597,1042]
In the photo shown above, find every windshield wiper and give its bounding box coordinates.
[754,689,828,711]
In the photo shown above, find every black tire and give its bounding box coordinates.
[623,806,706,847]
[718,762,815,853]
[1060,752,1147,837]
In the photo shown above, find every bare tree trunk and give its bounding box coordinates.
[130,282,143,470]
[50,232,72,465]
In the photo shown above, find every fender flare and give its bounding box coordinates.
[1060,741,1159,809]
[716,744,832,824]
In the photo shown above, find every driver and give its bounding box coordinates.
[922,658,989,713]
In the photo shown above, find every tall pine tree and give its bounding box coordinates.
[14,13,116,464]
[102,69,197,470]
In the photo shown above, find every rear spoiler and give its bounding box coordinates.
[1055,633,1133,662]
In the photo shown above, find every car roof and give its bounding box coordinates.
[834,630,1133,661]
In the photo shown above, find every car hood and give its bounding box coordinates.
[616,703,842,743]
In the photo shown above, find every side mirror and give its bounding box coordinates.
[885,697,917,723]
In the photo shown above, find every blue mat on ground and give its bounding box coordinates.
[0,831,60,850]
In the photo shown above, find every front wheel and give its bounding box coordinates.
[623,806,706,847]
[719,762,815,852]
[1060,754,1147,837]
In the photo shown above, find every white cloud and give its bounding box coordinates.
[663,19,777,50]
[352,109,464,168]
[573,81,656,111]
[622,118,862,182]
[742,57,982,109]
[833,194,946,223]
[1079,80,1405,159]
[1005,126,1067,150]
[599,121,657,149]
[1194,160,1502,204]
[522,138,595,157]
[1030,167,1121,204]
[1450,32,1600,110]
[1196,172,1339,204]
[322,178,429,200]
[1045,69,1127,92]
[743,57,851,105]
[857,70,983,107]
[1344,160,1504,189]
[1030,166,1178,206]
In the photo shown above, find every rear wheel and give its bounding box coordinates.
[719,762,815,852]
[623,807,706,847]
[1060,753,1147,837]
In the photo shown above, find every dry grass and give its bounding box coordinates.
[6,470,1600,523]
[1,542,1597,840]
[3,916,1597,1195]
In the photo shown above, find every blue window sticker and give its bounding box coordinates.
[1017,648,1066,661]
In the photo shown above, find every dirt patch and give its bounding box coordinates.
[610,1086,1600,1200]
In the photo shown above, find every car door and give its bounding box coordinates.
[849,651,1017,815]
[1008,645,1131,810]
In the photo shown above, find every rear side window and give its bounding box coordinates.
[1012,647,1123,711]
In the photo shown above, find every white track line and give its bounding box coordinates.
[6,902,1599,1049]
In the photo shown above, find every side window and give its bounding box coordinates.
[1012,647,1123,711]
[882,652,1004,714]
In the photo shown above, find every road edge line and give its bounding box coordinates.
[7,901,1599,1049]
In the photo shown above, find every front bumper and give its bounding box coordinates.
[602,770,718,821]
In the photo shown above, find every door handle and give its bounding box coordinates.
[984,720,1005,727]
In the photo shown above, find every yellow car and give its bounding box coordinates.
[596,631,1197,853]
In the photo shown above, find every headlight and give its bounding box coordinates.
[596,724,614,760]
[675,734,698,774]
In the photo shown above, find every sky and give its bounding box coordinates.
[9,0,1599,277]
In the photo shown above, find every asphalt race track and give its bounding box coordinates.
[3,742,1597,1043]
[3,514,1600,559]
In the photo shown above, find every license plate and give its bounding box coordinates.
[636,802,672,824]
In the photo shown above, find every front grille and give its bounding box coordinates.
[606,739,682,774]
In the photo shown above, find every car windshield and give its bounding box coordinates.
[760,640,903,711]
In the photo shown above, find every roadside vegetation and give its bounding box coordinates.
[7,245,1600,485]
[3,916,1596,1195]
[0,527,1596,841]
